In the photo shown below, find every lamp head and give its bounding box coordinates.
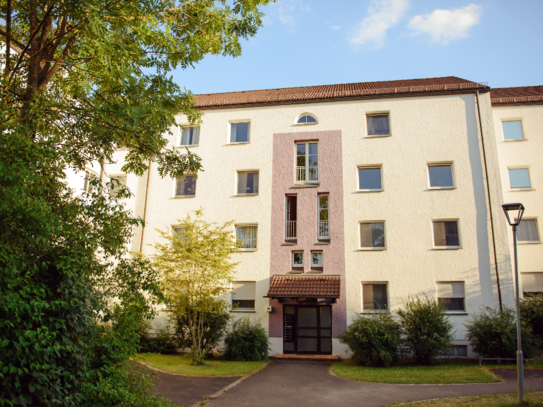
[502,203,525,226]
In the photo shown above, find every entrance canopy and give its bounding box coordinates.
[265,275,340,299]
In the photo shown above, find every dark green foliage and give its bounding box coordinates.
[338,314,401,367]
[397,296,454,365]
[224,319,270,361]
[520,295,543,343]
[139,329,179,355]
[465,306,541,358]
[174,309,231,358]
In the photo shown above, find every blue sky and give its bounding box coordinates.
[173,0,543,95]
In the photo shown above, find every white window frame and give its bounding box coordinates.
[294,113,318,126]
[361,282,389,313]
[508,166,533,191]
[83,169,100,193]
[235,224,258,252]
[501,118,526,142]
[427,162,456,190]
[292,251,304,267]
[317,194,329,240]
[311,251,323,266]
[295,142,319,185]
[358,221,386,251]
[228,119,251,144]
[173,174,197,198]
[436,281,466,314]
[365,111,391,138]
[230,281,256,312]
[179,125,200,147]
[517,218,541,244]
[357,165,383,192]
[236,170,259,196]
[432,219,461,250]
[109,174,127,199]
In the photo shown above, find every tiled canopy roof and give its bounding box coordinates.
[491,86,543,105]
[194,76,488,109]
[266,275,340,299]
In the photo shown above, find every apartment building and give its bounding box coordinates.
[75,76,543,358]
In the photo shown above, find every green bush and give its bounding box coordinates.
[174,308,230,358]
[139,328,179,354]
[397,296,454,365]
[465,306,541,358]
[520,295,543,343]
[338,313,401,367]
[224,318,269,361]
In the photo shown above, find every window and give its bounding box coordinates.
[362,283,388,311]
[230,122,250,143]
[231,281,255,310]
[292,252,304,266]
[432,220,460,248]
[237,171,259,195]
[367,114,390,136]
[502,120,525,140]
[296,114,317,124]
[508,168,531,189]
[176,175,197,196]
[180,127,200,146]
[318,195,329,239]
[296,142,319,185]
[285,195,297,241]
[172,226,187,247]
[83,170,99,193]
[428,164,454,188]
[359,222,385,249]
[437,282,465,312]
[358,167,382,191]
[236,226,257,250]
[521,272,543,296]
[518,219,540,242]
[311,252,322,266]
[448,345,468,357]
[109,175,127,198]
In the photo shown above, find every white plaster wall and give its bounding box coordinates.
[492,104,543,285]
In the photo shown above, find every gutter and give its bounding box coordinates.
[475,90,503,311]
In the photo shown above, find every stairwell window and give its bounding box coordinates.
[437,282,465,312]
[359,222,385,250]
[508,168,532,190]
[237,171,259,195]
[432,220,460,249]
[517,219,540,243]
[296,114,318,125]
[366,113,390,136]
[358,166,382,191]
[428,163,454,189]
[236,225,257,251]
[230,121,250,143]
[180,126,200,146]
[362,283,388,312]
[502,120,525,141]
[318,195,329,240]
[296,142,319,185]
[176,175,197,197]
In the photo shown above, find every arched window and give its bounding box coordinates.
[296,114,318,124]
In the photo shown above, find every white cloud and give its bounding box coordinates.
[350,0,409,49]
[269,0,310,28]
[408,4,482,44]
[330,25,341,30]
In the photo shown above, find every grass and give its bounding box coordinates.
[386,392,543,406]
[135,353,268,376]
[332,360,501,384]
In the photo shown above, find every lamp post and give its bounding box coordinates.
[502,202,525,402]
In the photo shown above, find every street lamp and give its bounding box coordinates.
[502,202,525,402]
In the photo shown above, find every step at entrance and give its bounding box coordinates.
[270,353,339,361]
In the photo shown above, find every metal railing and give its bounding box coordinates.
[318,220,329,239]
[285,221,297,240]
[296,166,319,185]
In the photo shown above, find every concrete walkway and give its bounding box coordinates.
[205,361,543,407]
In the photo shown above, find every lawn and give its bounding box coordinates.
[385,392,543,406]
[135,353,268,376]
[332,360,500,384]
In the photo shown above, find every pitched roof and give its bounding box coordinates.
[194,76,489,109]
[265,275,340,299]
[491,86,543,106]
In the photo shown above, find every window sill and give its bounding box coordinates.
[358,247,386,251]
[234,193,259,197]
[433,246,462,250]
[283,241,297,246]
[316,240,330,245]
[428,187,456,190]
[239,248,257,252]
[171,195,196,199]
[293,122,318,126]
[509,188,535,192]
[290,270,304,274]
[227,141,250,145]
[177,144,199,148]
[293,184,319,188]
[518,241,541,245]
[357,189,383,193]
[503,139,527,142]
[366,134,392,138]
[230,310,256,313]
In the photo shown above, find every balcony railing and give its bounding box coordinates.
[318,220,329,239]
[286,220,297,240]
[296,166,319,185]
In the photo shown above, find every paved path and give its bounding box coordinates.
[205,361,543,407]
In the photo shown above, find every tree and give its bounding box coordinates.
[151,209,239,365]
[0,0,269,403]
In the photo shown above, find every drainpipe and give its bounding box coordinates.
[475,90,503,311]
[139,160,152,253]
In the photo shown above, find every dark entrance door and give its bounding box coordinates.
[283,305,332,354]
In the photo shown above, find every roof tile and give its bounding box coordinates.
[266,275,340,299]
[491,86,543,105]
